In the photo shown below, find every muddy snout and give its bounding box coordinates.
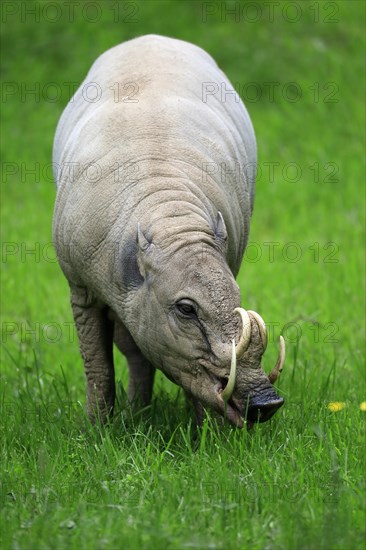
[245,391,284,423]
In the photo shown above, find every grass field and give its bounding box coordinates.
[1,1,365,548]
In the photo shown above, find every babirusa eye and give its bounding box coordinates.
[176,300,197,317]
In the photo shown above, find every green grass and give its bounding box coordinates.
[1,1,365,548]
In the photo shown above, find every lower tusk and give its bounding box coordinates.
[247,310,267,350]
[234,307,251,357]
[269,336,286,384]
[221,339,236,402]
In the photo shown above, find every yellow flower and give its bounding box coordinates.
[328,402,346,412]
[360,402,366,411]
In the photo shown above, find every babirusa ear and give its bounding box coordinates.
[214,211,228,243]
[136,223,155,279]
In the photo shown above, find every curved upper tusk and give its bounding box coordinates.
[247,310,267,350]
[234,307,251,357]
[221,339,236,402]
[268,335,286,384]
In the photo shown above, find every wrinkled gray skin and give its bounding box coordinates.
[53,35,283,428]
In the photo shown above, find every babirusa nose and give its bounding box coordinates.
[246,395,284,423]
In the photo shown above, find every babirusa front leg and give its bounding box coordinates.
[70,286,115,423]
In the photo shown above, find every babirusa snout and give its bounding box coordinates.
[247,391,284,423]
[221,309,286,404]
[221,308,270,402]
